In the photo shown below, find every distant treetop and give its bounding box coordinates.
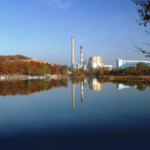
[0,55,30,61]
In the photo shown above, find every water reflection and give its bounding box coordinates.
[108,80,150,91]
[0,78,150,150]
[0,78,150,98]
[0,79,68,96]
[71,78,102,110]
[71,78,150,110]
[83,78,102,91]
[72,83,75,110]
[117,84,137,90]
[81,81,83,101]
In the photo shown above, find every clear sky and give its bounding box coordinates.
[0,0,150,67]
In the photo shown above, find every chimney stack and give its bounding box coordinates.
[80,46,83,67]
[71,37,74,67]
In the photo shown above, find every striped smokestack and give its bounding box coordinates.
[80,46,83,67]
[71,37,74,67]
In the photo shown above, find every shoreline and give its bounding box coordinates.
[0,74,71,81]
[1,74,150,81]
[97,75,150,81]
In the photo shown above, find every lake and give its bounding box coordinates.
[0,78,150,150]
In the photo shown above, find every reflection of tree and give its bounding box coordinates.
[107,80,150,91]
[0,79,68,96]
[72,78,84,85]
[137,84,147,91]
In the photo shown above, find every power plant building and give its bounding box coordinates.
[88,56,112,69]
[84,60,89,68]
[117,58,150,68]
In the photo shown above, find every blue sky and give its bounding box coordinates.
[0,0,150,67]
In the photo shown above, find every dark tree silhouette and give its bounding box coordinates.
[132,0,150,26]
[132,0,150,55]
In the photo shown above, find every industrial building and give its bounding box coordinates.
[88,56,112,70]
[83,60,89,67]
[117,58,150,68]
[71,37,113,70]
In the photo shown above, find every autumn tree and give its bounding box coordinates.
[104,69,110,75]
[0,61,4,74]
[96,68,104,76]
[137,62,147,68]
[84,68,91,74]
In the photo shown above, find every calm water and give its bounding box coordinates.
[0,78,150,150]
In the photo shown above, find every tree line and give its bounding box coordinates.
[97,62,150,76]
[0,59,68,75]
[71,62,150,76]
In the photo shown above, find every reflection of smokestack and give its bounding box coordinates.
[80,46,83,67]
[72,83,75,110]
[81,81,83,102]
[71,37,74,67]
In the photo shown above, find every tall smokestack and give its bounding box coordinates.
[80,46,83,67]
[71,37,74,67]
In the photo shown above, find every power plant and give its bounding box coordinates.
[71,37,112,70]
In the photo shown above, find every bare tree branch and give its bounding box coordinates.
[133,48,141,52]
[144,41,150,46]
[145,30,150,34]
[132,42,150,54]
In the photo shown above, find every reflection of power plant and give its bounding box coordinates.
[72,81,84,111]
[117,84,137,90]
[85,78,102,91]
[71,79,102,110]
